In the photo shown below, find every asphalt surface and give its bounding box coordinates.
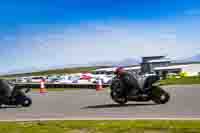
[0,85,200,121]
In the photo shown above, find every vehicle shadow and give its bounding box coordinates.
[82,103,157,109]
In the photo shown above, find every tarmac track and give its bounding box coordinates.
[0,85,200,121]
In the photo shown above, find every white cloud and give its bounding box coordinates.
[1,19,200,72]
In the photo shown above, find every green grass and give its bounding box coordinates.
[158,76,200,86]
[0,120,200,133]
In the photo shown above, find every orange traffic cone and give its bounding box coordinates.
[96,79,103,91]
[40,79,47,94]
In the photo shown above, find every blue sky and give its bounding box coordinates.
[0,0,200,74]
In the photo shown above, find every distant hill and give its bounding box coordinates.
[2,55,200,77]
[0,57,140,77]
[0,66,110,77]
[0,64,96,76]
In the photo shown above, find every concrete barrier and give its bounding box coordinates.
[14,83,110,89]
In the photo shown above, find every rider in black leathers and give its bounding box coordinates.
[114,67,140,97]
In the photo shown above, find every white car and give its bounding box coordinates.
[102,75,114,84]
[70,75,92,84]
[46,75,60,83]
[54,76,73,84]
[16,77,28,83]
[74,79,92,84]
[92,74,114,84]
[28,76,46,83]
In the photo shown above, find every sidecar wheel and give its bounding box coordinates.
[153,92,170,104]
[19,96,32,107]
[151,87,170,104]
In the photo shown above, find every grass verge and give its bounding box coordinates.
[158,76,200,86]
[0,120,200,133]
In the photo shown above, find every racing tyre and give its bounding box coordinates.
[110,78,128,105]
[151,86,170,104]
[110,91,128,105]
[20,96,32,107]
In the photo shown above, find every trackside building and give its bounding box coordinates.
[154,64,200,77]
[93,56,200,77]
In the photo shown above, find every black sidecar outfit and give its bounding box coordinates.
[0,79,32,107]
[0,79,13,102]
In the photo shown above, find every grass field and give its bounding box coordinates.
[0,120,200,133]
[158,76,200,86]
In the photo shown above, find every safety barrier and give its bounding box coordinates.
[14,83,110,89]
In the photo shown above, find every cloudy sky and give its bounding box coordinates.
[0,0,200,74]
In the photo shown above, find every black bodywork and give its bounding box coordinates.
[0,79,32,107]
[110,74,170,104]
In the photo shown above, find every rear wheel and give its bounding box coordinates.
[16,94,32,107]
[151,86,170,104]
[21,96,32,107]
[110,91,128,105]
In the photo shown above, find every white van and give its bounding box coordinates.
[16,77,29,83]
[28,76,46,83]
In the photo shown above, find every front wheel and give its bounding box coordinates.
[110,91,128,105]
[151,86,170,104]
[21,96,32,107]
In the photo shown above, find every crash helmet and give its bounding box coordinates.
[114,67,124,75]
